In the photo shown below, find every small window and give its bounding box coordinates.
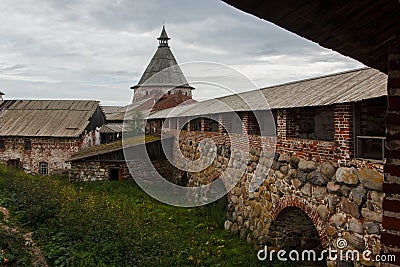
[0,140,4,149]
[7,159,21,170]
[189,118,201,131]
[204,117,219,133]
[255,110,277,136]
[211,120,219,132]
[39,162,48,175]
[170,118,177,129]
[231,112,243,134]
[24,140,31,150]
[196,118,201,131]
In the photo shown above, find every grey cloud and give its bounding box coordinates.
[0,63,27,72]
[0,0,363,105]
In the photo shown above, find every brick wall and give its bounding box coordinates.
[242,111,261,136]
[160,101,375,164]
[275,107,337,163]
[381,38,400,266]
[334,104,354,165]
[276,138,334,163]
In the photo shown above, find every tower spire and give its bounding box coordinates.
[157,25,170,47]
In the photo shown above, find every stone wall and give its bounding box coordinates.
[225,154,384,265]
[69,159,175,182]
[0,130,99,175]
[69,161,131,181]
[0,137,80,175]
[172,128,384,265]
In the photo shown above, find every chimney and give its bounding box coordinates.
[0,91,4,101]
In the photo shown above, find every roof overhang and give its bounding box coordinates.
[67,135,161,162]
[222,0,400,74]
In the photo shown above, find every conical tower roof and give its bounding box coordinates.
[131,26,193,90]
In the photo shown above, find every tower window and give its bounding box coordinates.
[39,162,48,175]
[0,140,4,149]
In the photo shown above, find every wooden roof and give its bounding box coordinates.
[131,27,193,90]
[223,0,400,74]
[99,123,123,134]
[0,100,100,137]
[68,135,160,161]
[148,68,387,119]
[101,105,126,121]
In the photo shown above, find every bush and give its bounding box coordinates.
[0,165,289,266]
[0,229,32,266]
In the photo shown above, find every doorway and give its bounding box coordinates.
[109,168,122,181]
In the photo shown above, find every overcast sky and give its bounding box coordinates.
[0,0,364,106]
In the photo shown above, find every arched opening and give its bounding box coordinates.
[267,207,324,265]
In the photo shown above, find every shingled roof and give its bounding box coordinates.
[131,26,193,90]
[0,100,100,137]
[148,68,387,119]
[101,105,126,121]
[68,135,160,161]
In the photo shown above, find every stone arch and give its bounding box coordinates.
[270,195,329,249]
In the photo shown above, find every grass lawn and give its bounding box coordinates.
[0,165,292,267]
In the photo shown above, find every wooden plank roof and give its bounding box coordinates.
[99,123,123,134]
[0,100,99,137]
[148,68,387,119]
[101,106,125,120]
[68,135,160,161]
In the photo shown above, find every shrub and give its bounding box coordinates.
[0,165,290,266]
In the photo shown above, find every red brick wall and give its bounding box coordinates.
[381,38,400,266]
[277,109,298,139]
[334,104,354,165]
[242,111,261,135]
[161,103,358,164]
[219,113,231,134]
[276,138,334,163]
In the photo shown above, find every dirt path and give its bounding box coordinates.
[0,206,48,267]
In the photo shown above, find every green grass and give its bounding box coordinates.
[0,165,291,267]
